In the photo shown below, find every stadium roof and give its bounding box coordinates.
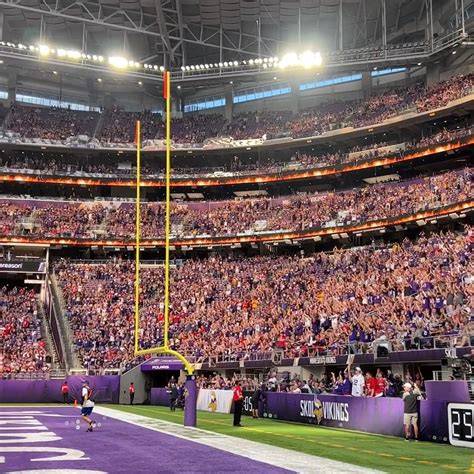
[0,0,455,68]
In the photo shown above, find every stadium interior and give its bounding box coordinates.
[0,0,474,472]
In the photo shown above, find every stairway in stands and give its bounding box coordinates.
[37,301,66,379]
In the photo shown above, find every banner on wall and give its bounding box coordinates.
[140,357,184,371]
[0,260,46,273]
[197,389,233,414]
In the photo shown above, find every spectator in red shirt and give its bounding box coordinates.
[365,372,377,397]
[276,334,287,349]
[374,370,387,397]
[61,381,69,404]
[232,380,243,427]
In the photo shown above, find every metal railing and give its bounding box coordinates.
[49,274,82,370]
[1,373,50,380]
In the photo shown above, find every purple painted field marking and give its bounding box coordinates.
[0,407,292,473]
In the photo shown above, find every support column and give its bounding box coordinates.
[7,71,17,106]
[103,93,115,109]
[224,84,233,121]
[361,71,372,99]
[184,374,197,427]
[0,12,4,41]
[289,80,300,115]
[426,62,440,87]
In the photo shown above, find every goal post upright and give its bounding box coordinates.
[134,120,141,356]
[133,72,197,427]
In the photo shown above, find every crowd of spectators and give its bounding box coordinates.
[265,366,426,399]
[0,73,471,146]
[94,73,474,144]
[0,286,50,377]
[194,367,427,398]
[290,126,471,170]
[54,226,473,370]
[100,107,162,143]
[195,374,261,391]
[6,104,99,141]
[1,168,471,240]
[1,126,470,179]
[100,109,225,145]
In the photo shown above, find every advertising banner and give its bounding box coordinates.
[151,387,462,443]
[263,392,404,437]
[197,389,233,414]
[0,260,46,273]
[140,357,184,371]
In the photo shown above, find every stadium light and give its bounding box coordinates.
[109,56,128,69]
[39,44,50,56]
[67,50,81,60]
[278,51,322,69]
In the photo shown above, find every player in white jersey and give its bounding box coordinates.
[80,380,96,432]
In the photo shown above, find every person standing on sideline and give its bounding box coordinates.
[61,380,69,404]
[233,380,243,427]
[168,381,178,411]
[251,384,266,419]
[129,382,135,405]
[402,383,420,441]
[81,380,96,432]
[144,379,152,404]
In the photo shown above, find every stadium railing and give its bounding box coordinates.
[1,372,50,380]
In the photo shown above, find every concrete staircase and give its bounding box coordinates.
[93,109,106,140]
[37,301,66,379]
[46,274,83,372]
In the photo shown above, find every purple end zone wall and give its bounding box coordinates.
[151,387,171,406]
[0,376,120,403]
[151,382,468,442]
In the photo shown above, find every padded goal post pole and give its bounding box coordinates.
[134,74,196,423]
[134,120,141,356]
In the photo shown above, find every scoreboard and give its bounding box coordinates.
[448,403,474,448]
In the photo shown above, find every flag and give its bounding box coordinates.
[134,120,140,145]
[163,71,169,99]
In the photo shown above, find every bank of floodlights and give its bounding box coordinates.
[0,41,165,74]
[179,51,322,73]
[0,39,322,78]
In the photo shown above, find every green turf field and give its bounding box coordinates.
[109,404,473,474]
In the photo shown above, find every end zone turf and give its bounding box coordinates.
[107,404,474,474]
[0,406,379,473]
